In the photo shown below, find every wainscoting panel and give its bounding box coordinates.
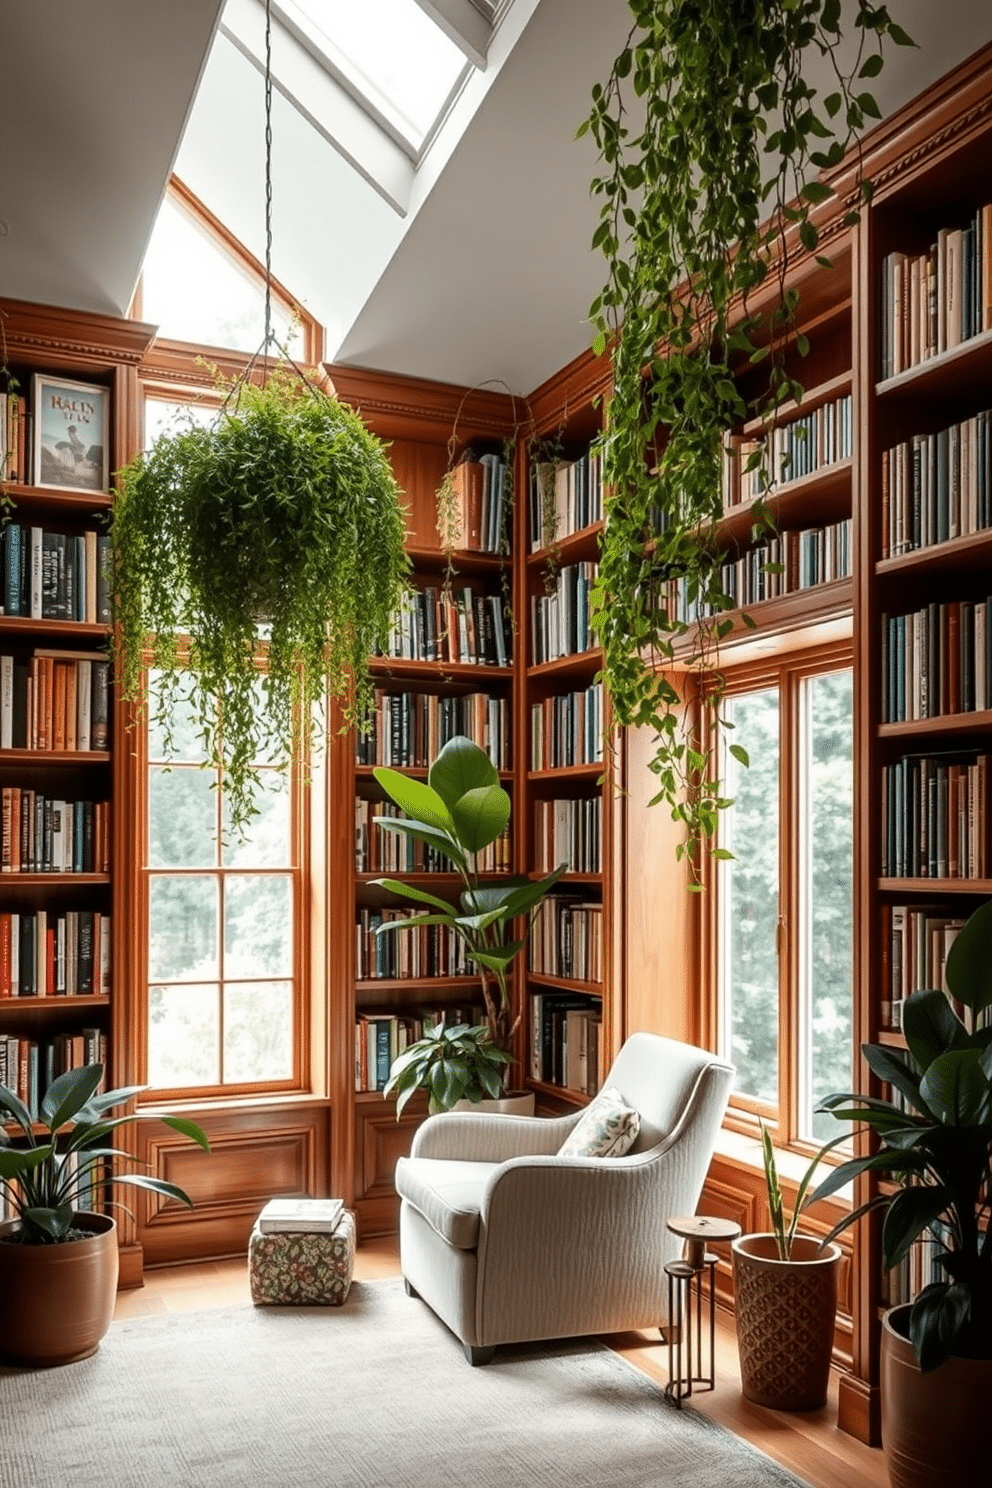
[135,1101,331,1269]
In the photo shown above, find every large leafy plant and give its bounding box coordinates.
[111,368,410,833]
[371,735,566,1113]
[581,1,912,866]
[811,897,992,1370]
[0,1063,209,1245]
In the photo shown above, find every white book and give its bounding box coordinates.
[257,1197,345,1234]
[30,526,43,620]
[77,659,92,751]
[0,654,13,749]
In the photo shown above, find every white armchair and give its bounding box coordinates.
[394,1031,734,1363]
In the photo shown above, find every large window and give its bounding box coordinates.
[143,672,303,1094]
[716,653,853,1145]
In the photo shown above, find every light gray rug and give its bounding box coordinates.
[0,1279,811,1488]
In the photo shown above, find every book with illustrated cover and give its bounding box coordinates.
[257,1197,345,1234]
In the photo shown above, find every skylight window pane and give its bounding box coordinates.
[141,195,300,355]
[282,0,467,146]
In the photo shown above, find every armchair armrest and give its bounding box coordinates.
[409,1109,578,1163]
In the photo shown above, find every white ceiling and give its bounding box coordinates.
[2,1,992,395]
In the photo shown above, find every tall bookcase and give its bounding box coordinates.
[325,368,520,1236]
[0,298,152,1277]
[844,44,992,1443]
[520,352,619,1110]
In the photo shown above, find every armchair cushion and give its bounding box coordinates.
[395,1158,500,1250]
[557,1085,640,1158]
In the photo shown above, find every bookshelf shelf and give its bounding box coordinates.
[0,485,115,514]
[877,877,992,896]
[716,459,852,548]
[528,972,602,995]
[876,529,992,580]
[0,994,111,1014]
[527,522,603,569]
[878,709,992,741]
[527,650,602,684]
[0,619,110,640]
[369,657,513,684]
[527,762,603,786]
[0,748,111,764]
[404,545,511,575]
[875,324,992,404]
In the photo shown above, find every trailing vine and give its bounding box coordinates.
[111,366,410,834]
[581,0,913,872]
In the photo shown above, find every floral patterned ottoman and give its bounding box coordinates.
[248,1209,355,1306]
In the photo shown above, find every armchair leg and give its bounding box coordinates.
[464,1344,495,1366]
[403,1278,418,1298]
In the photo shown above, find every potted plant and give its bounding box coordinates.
[110,366,410,834]
[732,1122,844,1410]
[370,734,566,1114]
[0,1062,209,1367]
[810,896,992,1486]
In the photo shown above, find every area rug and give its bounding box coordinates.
[0,1278,811,1488]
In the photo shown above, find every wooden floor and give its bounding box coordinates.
[114,1240,886,1488]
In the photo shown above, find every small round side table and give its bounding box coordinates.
[663,1214,741,1407]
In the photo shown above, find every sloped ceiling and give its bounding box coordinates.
[2,1,992,394]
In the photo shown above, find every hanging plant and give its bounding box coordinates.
[111,367,410,832]
[581,0,913,871]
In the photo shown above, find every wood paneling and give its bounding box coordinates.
[353,1098,424,1238]
[135,1102,330,1265]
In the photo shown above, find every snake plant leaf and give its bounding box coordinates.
[451,784,511,854]
[372,768,454,833]
[371,818,467,870]
[945,897,992,1016]
[367,879,458,915]
[428,735,499,811]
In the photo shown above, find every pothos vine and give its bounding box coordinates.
[581,0,913,876]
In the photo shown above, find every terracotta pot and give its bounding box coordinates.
[0,1212,118,1367]
[881,1304,992,1488]
[732,1232,841,1410]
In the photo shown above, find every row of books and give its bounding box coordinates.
[533,796,602,874]
[529,448,604,551]
[447,453,508,553]
[0,910,111,998]
[355,799,469,874]
[529,990,602,1093]
[0,791,111,874]
[529,896,603,983]
[383,586,511,667]
[529,683,603,772]
[880,903,965,1029]
[880,410,992,559]
[530,562,597,665]
[732,394,853,505]
[1,522,111,623]
[356,689,510,770]
[354,1006,483,1092]
[881,596,992,722]
[879,204,992,379]
[355,909,476,981]
[0,649,110,751]
[0,1030,106,1119]
[719,519,852,609]
[881,750,990,879]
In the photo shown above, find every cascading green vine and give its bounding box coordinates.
[581,0,913,872]
[111,366,410,834]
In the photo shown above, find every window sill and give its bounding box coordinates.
[712,1124,853,1207]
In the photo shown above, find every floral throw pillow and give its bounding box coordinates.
[557,1085,641,1158]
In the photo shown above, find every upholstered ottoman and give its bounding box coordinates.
[249,1209,355,1306]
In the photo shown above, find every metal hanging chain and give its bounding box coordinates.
[263,0,274,355]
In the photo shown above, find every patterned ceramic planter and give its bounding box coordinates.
[732,1232,841,1411]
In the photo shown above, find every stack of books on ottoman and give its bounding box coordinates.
[249,1198,354,1306]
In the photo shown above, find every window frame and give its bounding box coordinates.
[706,639,854,1155]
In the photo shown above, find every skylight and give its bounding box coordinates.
[278,0,468,151]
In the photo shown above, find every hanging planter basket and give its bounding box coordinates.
[110,367,410,830]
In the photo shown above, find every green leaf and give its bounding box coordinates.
[859,53,884,78]
[728,743,750,767]
[801,180,833,205]
[372,768,454,833]
[451,783,511,854]
[372,818,467,870]
[901,987,969,1069]
[944,898,992,1016]
[911,1282,971,1371]
[882,1184,953,1269]
[919,1049,992,1126]
[427,735,499,810]
[367,878,458,915]
[40,1063,105,1132]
